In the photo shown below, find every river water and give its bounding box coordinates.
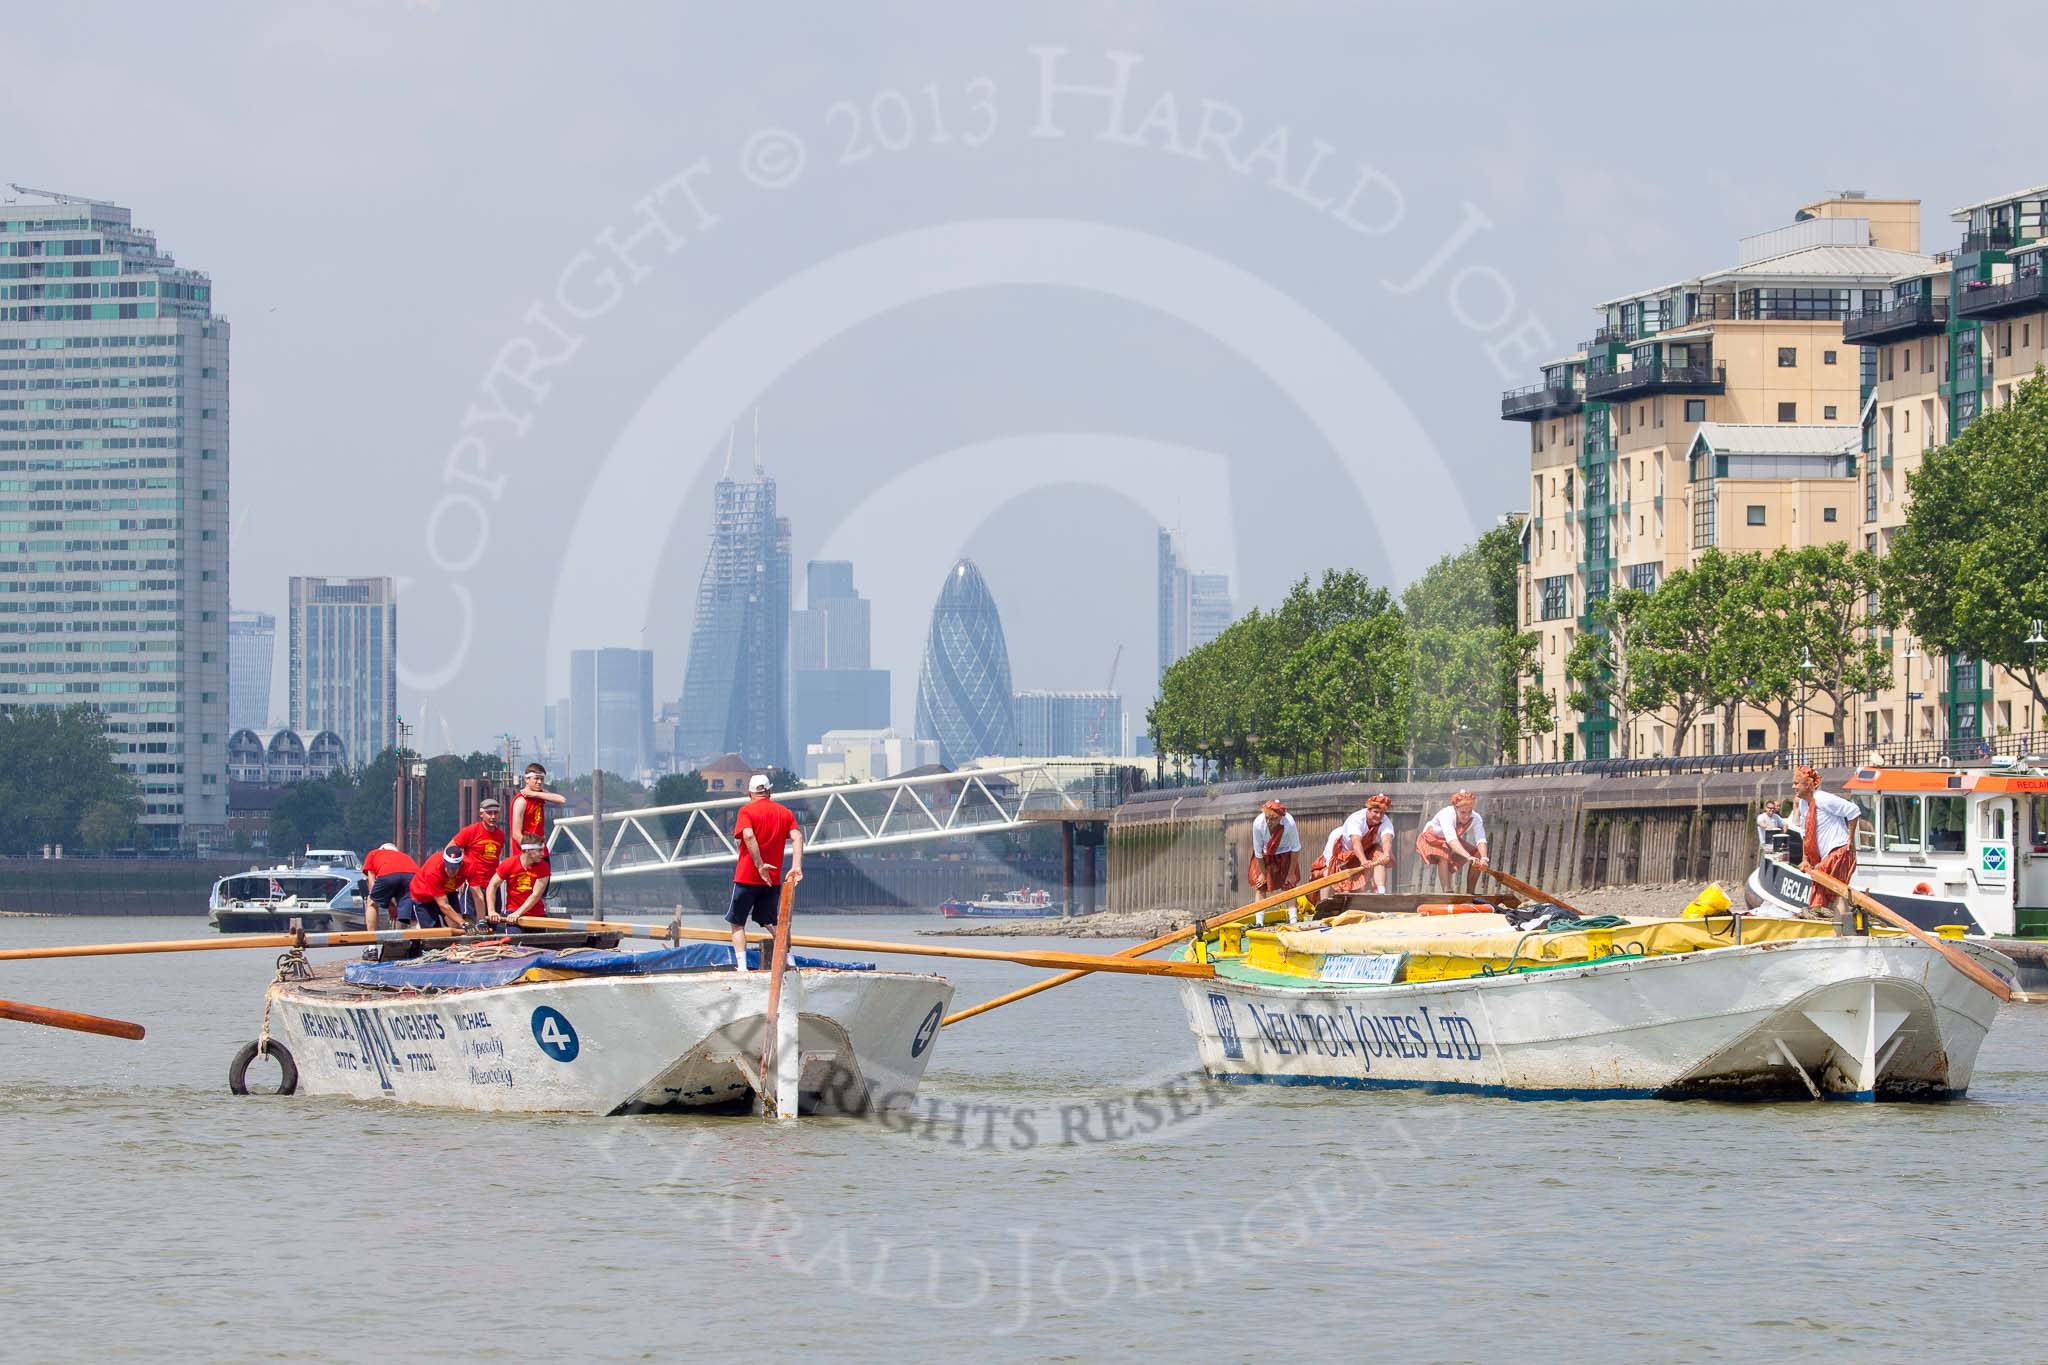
[5,912,2047,1361]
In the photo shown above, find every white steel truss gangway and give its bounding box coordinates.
[544,763,1110,883]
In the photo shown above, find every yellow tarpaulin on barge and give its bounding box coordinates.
[1224,913,1847,984]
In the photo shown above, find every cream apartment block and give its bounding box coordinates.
[1849,184,2048,752]
[1507,194,1933,760]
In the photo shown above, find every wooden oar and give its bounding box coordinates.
[1471,862,1583,918]
[942,862,1370,1028]
[0,997,145,1040]
[514,916,1213,979]
[0,925,463,962]
[759,877,799,1118]
[1806,865,2013,1003]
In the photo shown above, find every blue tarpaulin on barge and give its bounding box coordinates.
[343,944,874,991]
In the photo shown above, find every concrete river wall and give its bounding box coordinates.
[1103,768,1829,915]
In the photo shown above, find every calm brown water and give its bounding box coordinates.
[5,913,2048,1361]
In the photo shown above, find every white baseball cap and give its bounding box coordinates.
[748,774,771,793]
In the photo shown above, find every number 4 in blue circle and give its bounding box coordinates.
[531,1006,580,1062]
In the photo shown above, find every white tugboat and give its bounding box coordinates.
[1744,758,2048,989]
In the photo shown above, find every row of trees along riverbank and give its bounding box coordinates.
[1146,523,1552,777]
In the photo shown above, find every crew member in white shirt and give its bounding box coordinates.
[1248,799,1301,894]
[1340,793,1397,893]
[1415,789,1489,894]
[1791,764,1862,915]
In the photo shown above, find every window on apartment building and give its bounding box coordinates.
[1548,423,1557,446]
[1823,350,1838,365]
[1746,729,1767,751]
[1823,405,1838,420]
[1865,471,1877,522]
[1778,347,1797,368]
[1746,505,1767,526]
[1620,404,1632,434]
[1903,407,1911,433]
[1777,402,1797,423]
[2001,324,2013,357]
[2026,323,2033,349]
[1823,507,1838,523]
[1654,396,1664,428]
[1883,349,1895,382]
[1684,399,1705,421]
[1539,575,1571,621]
[1928,341,1938,375]
[1637,405,1646,428]
[1563,734,1575,762]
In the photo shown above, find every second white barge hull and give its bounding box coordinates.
[1182,937,2011,1101]
[272,967,954,1116]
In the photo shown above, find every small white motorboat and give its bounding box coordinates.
[1179,911,2015,1101]
[209,850,366,934]
[249,940,953,1116]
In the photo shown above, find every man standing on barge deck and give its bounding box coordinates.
[729,773,802,971]
[1791,764,1862,917]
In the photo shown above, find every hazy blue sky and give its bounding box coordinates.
[6,2,2041,754]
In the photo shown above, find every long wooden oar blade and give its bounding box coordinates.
[0,997,145,1040]
[1806,865,2014,1003]
[1473,863,1582,918]
[943,862,1370,1027]
[0,925,462,963]
[515,916,1213,980]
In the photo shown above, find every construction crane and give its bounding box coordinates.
[7,184,118,208]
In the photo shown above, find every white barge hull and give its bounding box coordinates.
[272,968,954,1116]
[1182,937,2012,1101]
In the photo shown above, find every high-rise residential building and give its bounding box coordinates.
[569,647,655,780]
[228,609,275,733]
[1846,182,2048,749]
[1507,193,1932,760]
[287,576,397,770]
[1157,528,1187,680]
[789,558,888,754]
[916,558,1017,766]
[1157,528,1233,677]
[0,191,229,845]
[679,467,790,768]
[1189,573,1233,652]
[1014,689,1124,757]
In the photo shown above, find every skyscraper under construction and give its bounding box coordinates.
[679,463,791,768]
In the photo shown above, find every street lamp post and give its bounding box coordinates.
[1797,645,1815,766]
[2028,619,2047,735]
[1904,644,1925,758]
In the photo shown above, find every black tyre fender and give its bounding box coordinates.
[229,1039,298,1096]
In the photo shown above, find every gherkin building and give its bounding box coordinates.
[916,559,1017,765]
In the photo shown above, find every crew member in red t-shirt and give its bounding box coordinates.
[728,773,802,971]
[510,764,565,847]
[361,842,419,933]
[450,797,507,920]
[485,839,552,930]
[403,845,470,931]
